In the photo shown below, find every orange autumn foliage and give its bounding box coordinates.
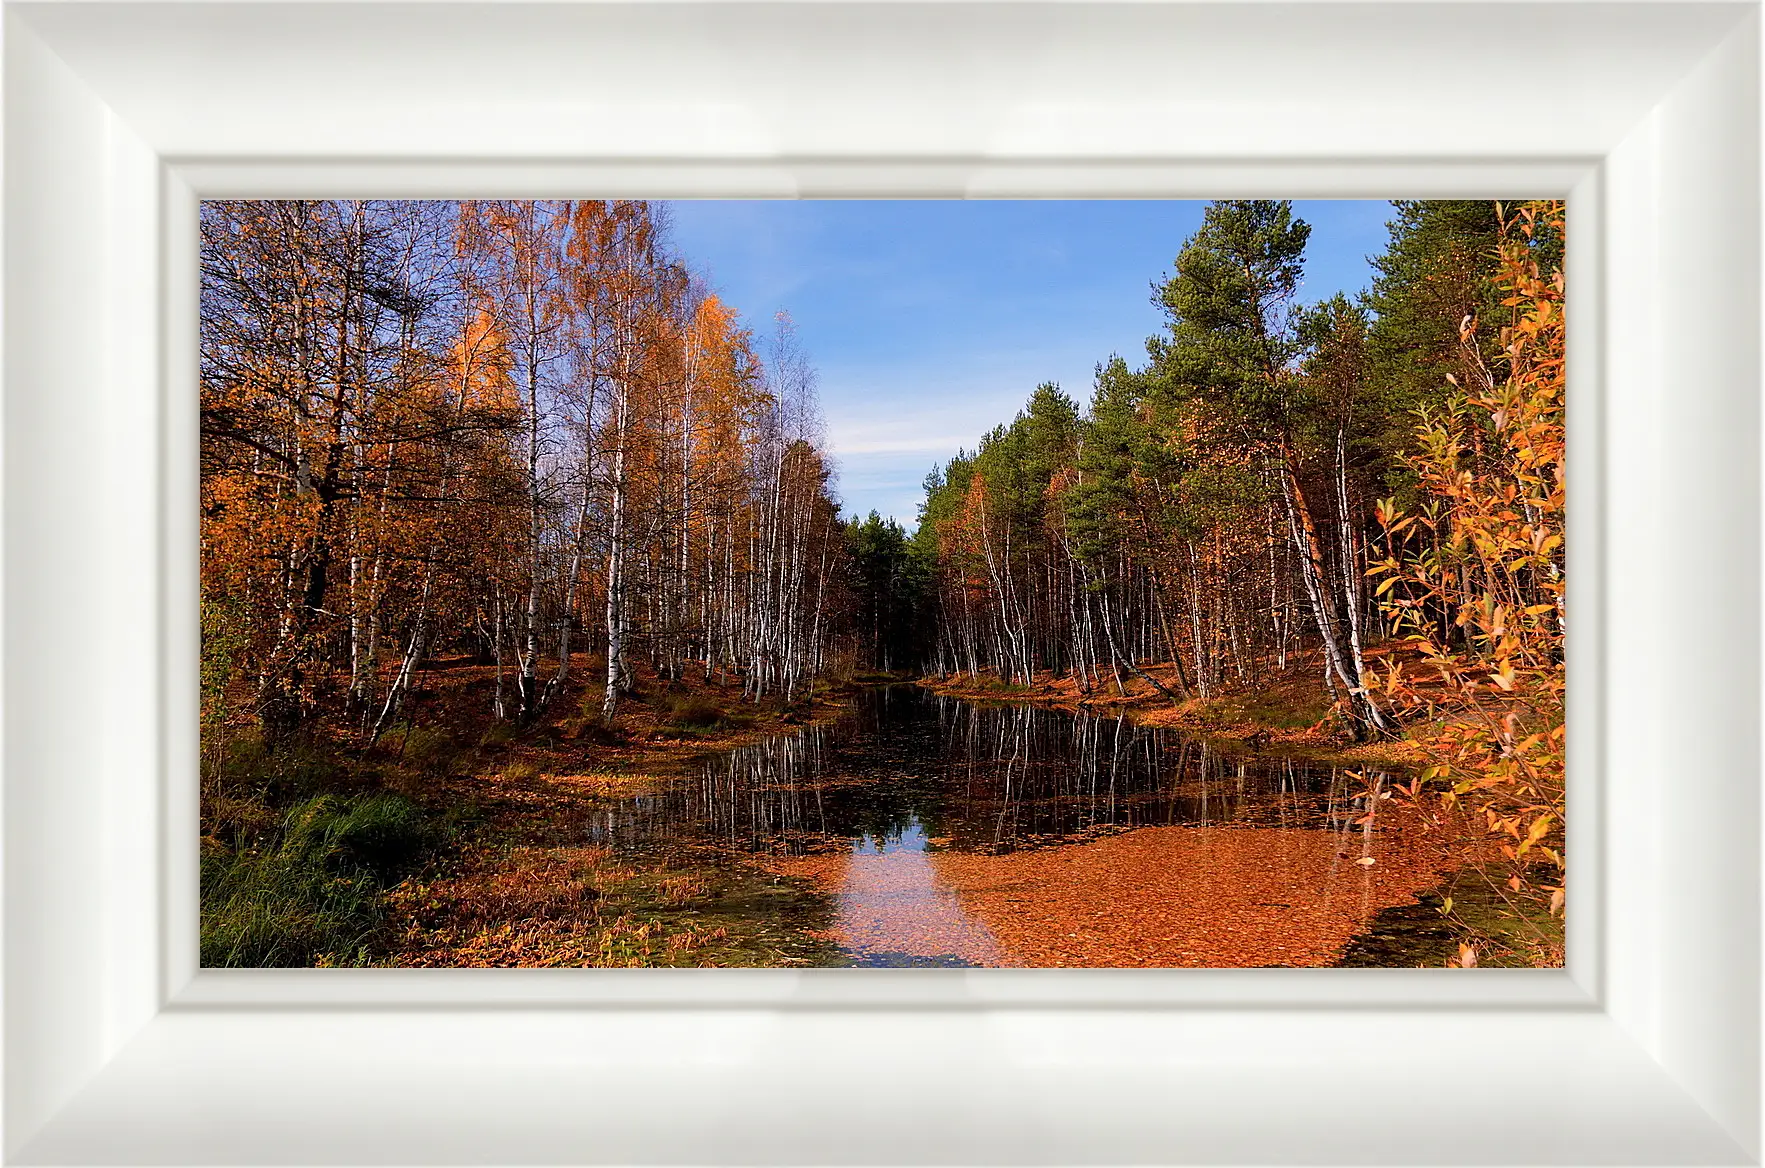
[1371,200,1566,929]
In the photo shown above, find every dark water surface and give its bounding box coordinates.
[587,686,1449,967]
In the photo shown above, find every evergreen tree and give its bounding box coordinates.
[845,511,927,671]
[1150,200,1391,734]
[1363,200,1504,464]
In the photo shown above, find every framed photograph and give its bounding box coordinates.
[4,0,1757,1162]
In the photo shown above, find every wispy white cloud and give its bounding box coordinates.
[662,198,1390,530]
[822,364,1081,455]
[815,359,1092,523]
[826,434,980,456]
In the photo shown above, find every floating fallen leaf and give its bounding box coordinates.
[1353,856,1377,868]
[1457,943,1479,968]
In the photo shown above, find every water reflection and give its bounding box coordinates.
[579,687,1444,966]
[836,815,1006,967]
[588,685,1391,859]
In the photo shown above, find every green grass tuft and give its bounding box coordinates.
[661,694,728,730]
[377,723,460,775]
[201,791,435,967]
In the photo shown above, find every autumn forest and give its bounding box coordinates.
[202,198,1565,969]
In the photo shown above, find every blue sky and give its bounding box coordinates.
[663,199,1396,528]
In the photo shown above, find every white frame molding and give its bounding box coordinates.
[3,1,1758,1162]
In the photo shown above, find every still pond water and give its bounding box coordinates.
[587,686,1458,967]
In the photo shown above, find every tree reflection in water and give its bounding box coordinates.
[588,685,1392,858]
[584,687,1439,966]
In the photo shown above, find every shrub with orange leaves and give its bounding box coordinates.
[1371,201,1566,946]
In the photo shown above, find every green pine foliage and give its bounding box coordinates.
[909,199,1519,732]
[845,510,931,672]
[1363,200,1504,491]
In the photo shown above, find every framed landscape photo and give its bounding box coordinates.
[3,0,1759,1164]
[194,192,1566,975]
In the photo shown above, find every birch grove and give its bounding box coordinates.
[201,199,851,739]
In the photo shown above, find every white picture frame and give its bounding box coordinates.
[3,0,1757,1162]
